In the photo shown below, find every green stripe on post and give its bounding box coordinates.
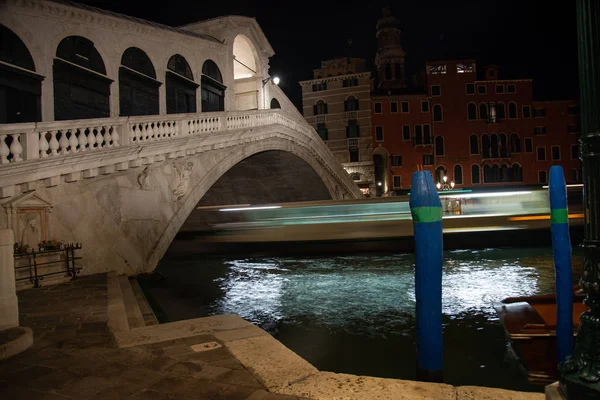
[551,208,569,224]
[411,207,443,224]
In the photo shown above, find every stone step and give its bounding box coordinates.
[117,275,145,329]
[128,278,159,326]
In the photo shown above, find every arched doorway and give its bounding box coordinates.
[119,47,160,116]
[233,34,259,110]
[54,36,111,120]
[166,54,197,114]
[0,24,42,123]
[270,98,281,109]
[201,60,225,112]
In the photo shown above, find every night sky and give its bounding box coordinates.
[76,0,579,110]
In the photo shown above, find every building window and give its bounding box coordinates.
[421,101,429,112]
[349,149,359,162]
[568,105,580,115]
[393,175,402,188]
[431,85,441,96]
[316,123,328,140]
[571,144,580,159]
[402,125,411,141]
[435,136,444,156]
[314,100,328,115]
[374,102,382,114]
[401,101,409,113]
[568,124,580,134]
[454,164,463,185]
[479,103,488,120]
[538,170,548,184]
[534,126,547,135]
[471,164,480,184]
[391,155,402,166]
[344,96,359,111]
[522,105,531,119]
[423,154,434,165]
[525,138,533,153]
[552,145,561,160]
[477,85,487,94]
[496,103,506,119]
[346,121,360,138]
[467,103,477,120]
[508,102,518,119]
[433,104,443,121]
[456,62,474,73]
[481,134,490,158]
[390,102,398,113]
[466,83,475,95]
[312,82,327,91]
[495,84,505,94]
[415,125,423,145]
[534,107,546,118]
[572,169,582,182]
[470,135,479,154]
[385,63,392,80]
[376,126,384,141]
[490,134,499,158]
[351,173,361,181]
[424,125,432,144]
[507,84,516,93]
[428,64,447,74]
[537,147,546,161]
[510,133,521,153]
[342,78,358,87]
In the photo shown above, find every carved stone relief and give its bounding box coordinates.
[172,161,194,202]
[137,166,151,190]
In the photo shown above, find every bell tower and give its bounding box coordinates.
[375,6,406,90]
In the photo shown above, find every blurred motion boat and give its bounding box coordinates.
[493,289,588,384]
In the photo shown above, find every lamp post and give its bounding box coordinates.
[560,1,600,397]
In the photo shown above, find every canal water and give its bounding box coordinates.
[138,247,583,393]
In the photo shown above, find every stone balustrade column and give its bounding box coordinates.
[0,229,18,331]
[23,132,40,161]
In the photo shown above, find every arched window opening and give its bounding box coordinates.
[490,134,499,158]
[385,63,392,80]
[510,133,521,153]
[508,102,518,119]
[433,104,443,122]
[499,133,508,158]
[512,163,523,182]
[483,164,492,183]
[482,134,490,158]
[467,103,477,120]
[200,59,225,112]
[500,164,509,182]
[471,164,480,184]
[496,102,505,119]
[454,164,463,185]
[395,63,402,80]
[0,24,41,123]
[344,95,359,111]
[233,35,257,79]
[270,98,281,109]
[436,166,447,184]
[470,134,479,155]
[314,100,328,115]
[435,136,444,156]
[119,47,159,116]
[316,123,328,140]
[492,164,500,182]
[166,54,198,114]
[54,36,110,120]
[479,103,488,121]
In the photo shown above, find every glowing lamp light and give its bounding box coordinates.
[273,76,280,85]
[377,182,382,187]
[436,182,442,190]
[443,175,448,183]
[450,181,455,189]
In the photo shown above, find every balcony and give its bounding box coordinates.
[344,111,357,121]
[348,138,359,147]
[315,115,327,124]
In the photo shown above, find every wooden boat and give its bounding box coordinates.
[493,289,588,384]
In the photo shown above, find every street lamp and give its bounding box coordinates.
[437,176,454,191]
[262,76,280,87]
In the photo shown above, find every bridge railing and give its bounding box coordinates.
[0,110,313,165]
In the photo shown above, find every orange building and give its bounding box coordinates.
[369,9,580,194]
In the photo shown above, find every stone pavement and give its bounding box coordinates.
[0,273,305,400]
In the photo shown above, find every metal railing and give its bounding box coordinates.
[14,244,82,288]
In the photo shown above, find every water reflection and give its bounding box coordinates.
[141,247,582,392]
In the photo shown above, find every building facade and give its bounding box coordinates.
[299,58,375,196]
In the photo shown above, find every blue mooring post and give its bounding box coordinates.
[549,165,574,363]
[409,171,443,382]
